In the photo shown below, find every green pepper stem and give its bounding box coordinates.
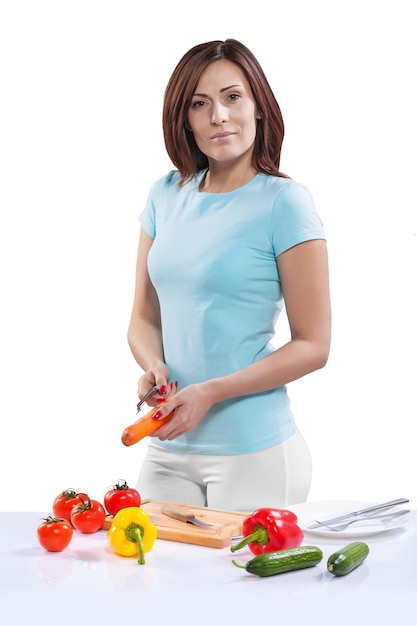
[230,526,268,553]
[129,526,145,564]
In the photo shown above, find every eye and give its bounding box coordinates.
[191,99,206,109]
[227,93,241,101]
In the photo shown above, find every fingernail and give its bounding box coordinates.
[175,381,178,388]
[159,385,167,395]
[153,411,162,420]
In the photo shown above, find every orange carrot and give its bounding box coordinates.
[121,402,174,447]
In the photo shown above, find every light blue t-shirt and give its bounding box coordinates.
[139,170,325,454]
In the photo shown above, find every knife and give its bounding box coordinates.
[306,497,409,529]
[160,505,214,528]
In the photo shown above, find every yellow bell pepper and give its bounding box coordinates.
[108,506,157,564]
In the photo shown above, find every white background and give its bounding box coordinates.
[1,0,415,512]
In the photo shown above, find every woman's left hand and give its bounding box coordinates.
[151,383,213,440]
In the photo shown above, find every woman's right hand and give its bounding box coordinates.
[137,364,175,407]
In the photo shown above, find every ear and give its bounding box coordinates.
[256,110,262,120]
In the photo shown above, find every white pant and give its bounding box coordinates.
[136,430,312,512]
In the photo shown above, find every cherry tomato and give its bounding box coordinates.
[104,479,141,516]
[70,495,106,533]
[53,489,88,522]
[37,516,73,552]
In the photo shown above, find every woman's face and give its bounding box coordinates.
[187,59,260,166]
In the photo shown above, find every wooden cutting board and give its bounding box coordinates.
[103,500,246,548]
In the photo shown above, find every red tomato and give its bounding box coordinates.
[53,489,88,522]
[70,495,106,533]
[104,479,141,516]
[37,516,73,552]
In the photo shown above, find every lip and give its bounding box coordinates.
[210,132,235,141]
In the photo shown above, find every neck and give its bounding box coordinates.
[200,158,257,193]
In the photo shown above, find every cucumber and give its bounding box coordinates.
[327,541,369,576]
[232,545,323,577]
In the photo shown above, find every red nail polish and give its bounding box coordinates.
[175,381,178,388]
[153,411,162,420]
[159,385,167,395]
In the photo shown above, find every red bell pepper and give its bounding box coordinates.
[230,508,304,556]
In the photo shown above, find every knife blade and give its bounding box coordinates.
[306,497,409,529]
[160,505,214,528]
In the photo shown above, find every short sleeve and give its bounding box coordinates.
[139,171,181,238]
[139,183,158,238]
[270,181,325,257]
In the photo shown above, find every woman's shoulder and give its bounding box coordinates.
[252,174,314,209]
[257,174,310,194]
[149,169,182,193]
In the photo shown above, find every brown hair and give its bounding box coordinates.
[162,39,288,185]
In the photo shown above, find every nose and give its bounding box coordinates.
[210,101,228,125]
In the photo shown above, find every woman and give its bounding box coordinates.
[127,39,331,511]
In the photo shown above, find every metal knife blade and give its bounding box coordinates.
[306,497,409,529]
[160,505,214,528]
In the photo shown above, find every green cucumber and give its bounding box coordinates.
[232,545,323,577]
[327,541,369,576]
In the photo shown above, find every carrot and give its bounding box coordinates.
[121,402,175,447]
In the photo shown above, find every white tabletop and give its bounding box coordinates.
[1,509,416,625]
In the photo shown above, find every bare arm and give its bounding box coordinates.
[153,238,331,439]
[127,228,170,396]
